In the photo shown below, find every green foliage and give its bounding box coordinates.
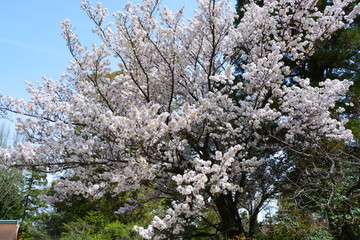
[21,171,48,219]
[256,204,334,240]
[59,211,142,240]
[0,124,50,239]
[19,223,52,240]
[0,166,24,219]
[234,1,360,239]
[281,152,360,239]
[41,184,160,239]
[0,124,24,221]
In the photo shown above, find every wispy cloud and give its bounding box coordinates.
[0,38,69,58]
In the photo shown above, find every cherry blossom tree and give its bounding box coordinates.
[1,0,359,239]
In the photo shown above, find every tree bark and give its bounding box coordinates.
[248,208,259,238]
[214,193,245,239]
[339,223,359,240]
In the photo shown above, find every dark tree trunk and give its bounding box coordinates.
[214,193,245,239]
[248,209,259,238]
[339,223,359,240]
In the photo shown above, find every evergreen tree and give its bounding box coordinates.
[235,0,359,238]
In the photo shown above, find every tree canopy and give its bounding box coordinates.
[1,0,359,239]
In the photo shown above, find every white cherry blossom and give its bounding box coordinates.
[0,0,358,238]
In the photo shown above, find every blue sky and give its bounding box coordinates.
[1,0,236,100]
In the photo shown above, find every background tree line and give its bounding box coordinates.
[233,0,360,239]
